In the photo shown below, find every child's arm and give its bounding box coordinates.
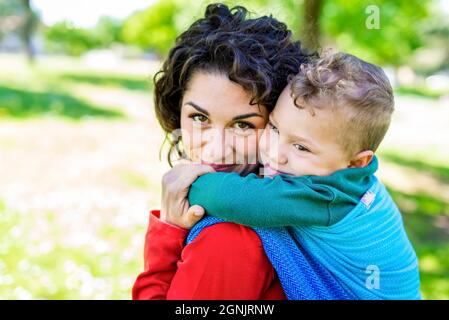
[188,172,353,227]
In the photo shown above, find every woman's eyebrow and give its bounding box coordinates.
[185,101,209,115]
[185,102,263,121]
[232,113,264,121]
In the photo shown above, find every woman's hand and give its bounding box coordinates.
[160,163,214,229]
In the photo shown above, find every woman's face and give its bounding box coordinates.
[180,71,269,175]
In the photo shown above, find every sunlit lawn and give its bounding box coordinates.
[0,54,162,299]
[0,54,448,299]
[0,200,145,299]
[377,151,449,299]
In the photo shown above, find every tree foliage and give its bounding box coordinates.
[44,21,99,56]
[43,17,123,56]
[321,0,430,66]
[121,0,182,56]
[120,0,432,66]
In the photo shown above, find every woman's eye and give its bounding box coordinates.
[294,144,310,152]
[233,122,253,131]
[190,114,208,123]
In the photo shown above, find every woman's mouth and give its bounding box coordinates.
[201,161,240,173]
[209,164,239,172]
[263,163,289,176]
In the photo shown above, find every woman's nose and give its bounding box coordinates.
[201,129,233,163]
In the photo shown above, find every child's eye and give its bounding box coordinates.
[189,113,208,123]
[293,144,310,152]
[268,122,279,133]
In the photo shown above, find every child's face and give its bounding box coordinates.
[259,86,350,177]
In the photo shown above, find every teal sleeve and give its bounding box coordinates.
[188,172,338,227]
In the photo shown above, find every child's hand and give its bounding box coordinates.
[160,163,213,229]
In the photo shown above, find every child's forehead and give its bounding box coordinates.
[272,92,345,143]
[274,88,334,120]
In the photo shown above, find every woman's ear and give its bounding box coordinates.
[348,150,374,168]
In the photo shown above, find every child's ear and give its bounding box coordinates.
[348,150,374,168]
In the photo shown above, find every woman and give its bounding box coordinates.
[132,3,345,300]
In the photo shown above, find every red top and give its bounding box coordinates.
[132,210,286,300]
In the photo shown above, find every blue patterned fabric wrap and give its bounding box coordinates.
[290,178,421,299]
[186,177,421,300]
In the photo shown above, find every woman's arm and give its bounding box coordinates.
[132,210,188,299]
[132,210,285,300]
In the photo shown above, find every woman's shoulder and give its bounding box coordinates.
[198,222,262,249]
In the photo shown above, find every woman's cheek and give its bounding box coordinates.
[254,131,264,161]
[180,125,198,162]
[241,131,260,164]
[258,129,269,162]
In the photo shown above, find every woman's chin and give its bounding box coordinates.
[208,163,260,176]
[233,164,261,176]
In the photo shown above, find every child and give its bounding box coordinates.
[187,52,421,299]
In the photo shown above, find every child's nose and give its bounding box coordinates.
[274,146,288,165]
[264,133,287,165]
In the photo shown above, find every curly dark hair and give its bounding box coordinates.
[154,3,314,165]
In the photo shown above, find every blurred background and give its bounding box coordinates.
[0,0,448,299]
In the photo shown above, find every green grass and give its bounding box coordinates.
[0,56,152,299]
[0,85,123,120]
[60,73,152,92]
[381,151,449,184]
[380,151,449,299]
[0,57,151,120]
[0,204,144,299]
[120,171,151,190]
[395,86,447,99]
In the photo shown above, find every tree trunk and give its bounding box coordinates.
[302,0,322,51]
[21,0,35,63]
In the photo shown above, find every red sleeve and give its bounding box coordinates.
[132,210,189,300]
[132,210,284,300]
